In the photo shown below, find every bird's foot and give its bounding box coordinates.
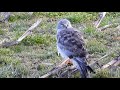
[58,58,73,68]
[65,59,73,66]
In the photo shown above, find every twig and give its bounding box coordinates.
[40,72,52,78]
[1,19,42,47]
[41,62,53,66]
[40,54,120,78]
[17,19,42,42]
[40,65,67,78]
[94,12,106,28]
[101,56,120,69]
[97,23,119,31]
[89,54,109,68]
[60,55,120,77]
[59,55,120,77]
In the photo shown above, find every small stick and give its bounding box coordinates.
[17,19,42,42]
[94,12,106,28]
[1,19,42,47]
[40,65,67,78]
[98,23,119,31]
[101,56,120,69]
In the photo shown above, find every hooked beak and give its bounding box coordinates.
[61,23,68,28]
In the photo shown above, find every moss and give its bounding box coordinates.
[9,45,23,53]
[0,48,14,55]
[84,26,96,36]
[21,35,47,46]
[21,34,56,46]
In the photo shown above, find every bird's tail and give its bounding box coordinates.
[73,57,95,78]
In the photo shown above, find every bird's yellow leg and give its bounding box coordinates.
[58,58,73,67]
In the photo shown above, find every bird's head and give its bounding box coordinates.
[57,19,72,31]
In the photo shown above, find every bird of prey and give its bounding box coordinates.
[56,19,95,78]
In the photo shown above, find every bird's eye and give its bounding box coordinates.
[61,24,63,27]
[61,23,64,27]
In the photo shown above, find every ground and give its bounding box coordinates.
[0,12,120,78]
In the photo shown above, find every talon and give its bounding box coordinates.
[65,59,73,66]
[58,58,72,67]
